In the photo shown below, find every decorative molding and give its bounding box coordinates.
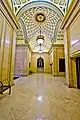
[12,0,71,14]
[1,0,20,29]
[61,0,80,29]
[70,50,80,58]
[16,1,64,18]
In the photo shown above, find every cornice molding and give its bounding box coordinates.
[1,0,20,29]
[52,44,64,47]
[61,0,80,29]
[25,43,33,53]
[16,43,32,53]
[48,42,64,53]
[70,50,80,58]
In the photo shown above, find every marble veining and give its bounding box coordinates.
[0,73,80,120]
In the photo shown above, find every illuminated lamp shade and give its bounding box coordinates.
[37,38,44,44]
[36,35,44,45]
[39,50,42,53]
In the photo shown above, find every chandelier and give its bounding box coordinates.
[36,26,44,45]
[35,13,45,53]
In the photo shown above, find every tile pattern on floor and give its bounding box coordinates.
[0,73,80,120]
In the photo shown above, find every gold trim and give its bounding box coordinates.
[7,25,14,85]
[61,0,79,29]
[70,50,80,58]
[0,13,4,46]
[0,20,7,82]
[1,0,20,29]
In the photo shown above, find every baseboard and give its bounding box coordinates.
[64,83,76,88]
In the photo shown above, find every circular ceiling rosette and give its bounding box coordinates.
[35,13,46,22]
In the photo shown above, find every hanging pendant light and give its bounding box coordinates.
[39,50,42,53]
[36,26,44,45]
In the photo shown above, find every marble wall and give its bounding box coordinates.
[14,45,27,76]
[31,52,50,73]
[49,45,65,76]
[14,45,32,76]
[0,0,19,85]
[61,0,79,88]
[70,13,80,55]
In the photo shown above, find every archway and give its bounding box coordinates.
[37,57,44,73]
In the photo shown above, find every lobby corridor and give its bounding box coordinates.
[0,74,80,120]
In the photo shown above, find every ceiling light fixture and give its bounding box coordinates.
[36,25,44,45]
[37,38,44,45]
[39,50,42,54]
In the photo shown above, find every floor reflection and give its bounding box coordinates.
[0,73,80,120]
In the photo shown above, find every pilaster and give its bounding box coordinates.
[64,28,72,87]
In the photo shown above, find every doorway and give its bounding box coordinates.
[76,57,80,89]
[59,58,65,72]
[37,57,44,73]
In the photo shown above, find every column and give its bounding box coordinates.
[64,28,73,87]
[52,47,58,76]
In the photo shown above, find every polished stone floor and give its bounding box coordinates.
[0,73,80,120]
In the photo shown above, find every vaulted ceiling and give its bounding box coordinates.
[12,0,72,14]
[18,6,62,52]
[11,0,71,52]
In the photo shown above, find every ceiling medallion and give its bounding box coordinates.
[35,13,46,22]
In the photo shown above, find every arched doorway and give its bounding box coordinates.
[37,57,44,73]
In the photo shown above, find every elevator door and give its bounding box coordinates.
[76,57,80,89]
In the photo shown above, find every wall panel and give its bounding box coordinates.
[0,0,19,86]
[0,12,4,45]
[2,20,13,84]
[0,12,4,80]
[31,52,50,73]
[52,46,65,76]
[10,31,16,84]
[14,45,27,76]
[70,14,80,54]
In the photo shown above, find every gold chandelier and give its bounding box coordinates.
[36,26,44,45]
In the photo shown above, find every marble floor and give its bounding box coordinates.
[0,73,80,120]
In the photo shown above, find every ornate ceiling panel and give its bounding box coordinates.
[18,6,61,52]
[12,0,72,14]
[15,0,65,52]
[22,7,60,40]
